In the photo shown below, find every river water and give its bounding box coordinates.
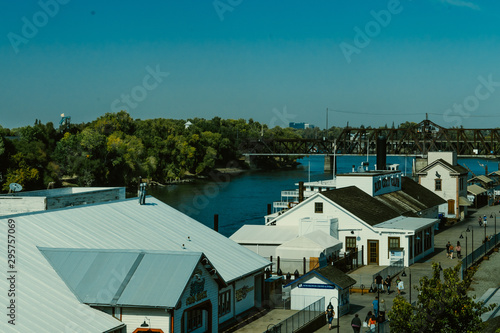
[149,155,500,237]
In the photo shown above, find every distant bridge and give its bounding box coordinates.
[239,119,500,157]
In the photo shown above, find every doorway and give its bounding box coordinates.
[368,240,379,265]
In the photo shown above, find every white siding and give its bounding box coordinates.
[290,276,336,315]
[419,164,460,218]
[234,275,255,315]
[0,196,46,215]
[174,263,219,333]
[121,308,171,333]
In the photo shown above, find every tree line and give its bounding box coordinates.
[0,111,324,192]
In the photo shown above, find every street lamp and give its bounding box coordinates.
[401,267,412,305]
[459,231,468,269]
[328,296,340,333]
[466,225,474,262]
[483,215,488,257]
[490,213,497,247]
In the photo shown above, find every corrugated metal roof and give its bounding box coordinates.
[458,196,472,206]
[468,184,487,195]
[374,216,437,230]
[469,175,493,184]
[230,225,298,244]
[278,230,342,251]
[0,196,270,332]
[40,248,202,308]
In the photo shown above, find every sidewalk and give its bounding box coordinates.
[314,205,500,332]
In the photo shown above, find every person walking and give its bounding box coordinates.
[351,313,361,333]
[368,314,377,332]
[446,241,451,258]
[325,303,335,330]
[384,275,392,294]
[372,296,379,318]
[379,299,387,322]
[456,241,462,259]
[396,276,404,295]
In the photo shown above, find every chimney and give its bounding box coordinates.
[376,136,387,171]
[267,204,272,215]
[298,181,304,203]
[214,214,219,232]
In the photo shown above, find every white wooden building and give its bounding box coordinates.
[416,152,470,220]
[0,196,270,333]
[286,265,356,317]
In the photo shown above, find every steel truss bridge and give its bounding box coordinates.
[239,119,500,157]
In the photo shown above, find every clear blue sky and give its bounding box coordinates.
[1,0,500,130]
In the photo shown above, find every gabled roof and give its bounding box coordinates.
[321,187,401,226]
[286,265,356,290]
[277,230,342,251]
[416,158,468,175]
[39,248,220,308]
[375,177,446,216]
[468,184,488,196]
[230,225,298,244]
[468,175,493,184]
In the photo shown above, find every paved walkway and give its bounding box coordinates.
[234,205,500,333]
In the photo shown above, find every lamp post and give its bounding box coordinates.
[467,225,474,263]
[328,296,340,333]
[401,267,412,305]
[459,231,468,269]
[490,213,497,247]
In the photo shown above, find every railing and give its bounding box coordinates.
[281,190,298,197]
[461,231,500,279]
[372,258,404,285]
[263,297,325,333]
[332,248,364,273]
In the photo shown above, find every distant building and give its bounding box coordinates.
[289,122,315,129]
[0,187,125,216]
[416,152,470,220]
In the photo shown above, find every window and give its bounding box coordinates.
[345,237,356,252]
[314,202,323,213]
[219,290,231,317]
[187,308,203,332]
[424,227,432,251]
[414,231,423,256]
[435,179,442,191]
[388,237,400,258]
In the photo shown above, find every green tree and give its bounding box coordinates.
[388,263,495,332]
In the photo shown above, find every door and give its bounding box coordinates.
[368,240,379,265]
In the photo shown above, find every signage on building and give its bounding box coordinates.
[373,174,401,195]
[235,285,254,302]
[297,283,335,289]
[186,269,207,306]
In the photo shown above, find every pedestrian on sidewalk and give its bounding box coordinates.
[446,241,451,258]
[384,275,392,294]
[484,215,488,227]
[456,241,462,259]
[368,314,377,332]
[372,296,379,317]
[351,313,361,333]
[449,244,454,259]
[396,276,404,295]
[325,303,335,330]
[378,299,386,322]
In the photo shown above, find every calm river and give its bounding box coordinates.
[149,156,499,237]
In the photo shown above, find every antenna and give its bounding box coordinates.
[9,183,22,193]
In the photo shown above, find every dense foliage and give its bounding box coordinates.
[0,112,315,191]
[388,262,495,332]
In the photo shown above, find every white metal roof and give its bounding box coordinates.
[230,225,298,244]
[374,216,438,231]
[0,196,269,332]
[39,248,207,308]
[277,230,342,251]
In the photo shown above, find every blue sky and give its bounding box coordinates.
[1,0,500,130]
